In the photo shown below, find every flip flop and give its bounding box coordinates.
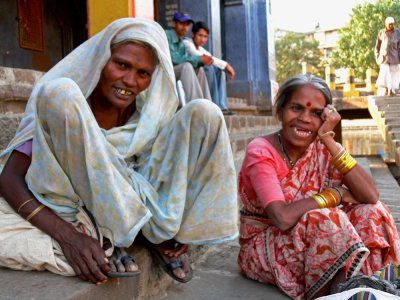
[107,247,141,278]
[146,245,193,283]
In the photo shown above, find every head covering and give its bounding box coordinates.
[386,17,395,26]
[1,18,178,164]
[173,12,194,23]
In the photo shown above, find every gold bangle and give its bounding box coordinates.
[326,190,339,207]
[319,131,335,139]
[311,195,326,208]
[17,198,34,213]
[331,147,345,161]
[331,187,343,205]
[331,151,348,166]
[340,159,357,175]
[319,194,329,207]
[26,204,45,221]
[320,190,333,207]
[337,155,356,172]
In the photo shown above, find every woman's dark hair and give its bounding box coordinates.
[192,21,210,34]
[273,74,332,116]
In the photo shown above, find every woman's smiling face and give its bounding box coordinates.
[96,42,155,110]
[278,84,326,151]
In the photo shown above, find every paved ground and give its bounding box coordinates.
[161,239,289,300]
[160,156,400,300]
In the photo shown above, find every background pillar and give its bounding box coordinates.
[224,0,276,110]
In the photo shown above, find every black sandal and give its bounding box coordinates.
[145,244,193,283]
[107,247,141,278]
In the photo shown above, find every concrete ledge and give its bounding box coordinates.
[224,115,280,135]
[0,244,211,300]
[0,67,44,114]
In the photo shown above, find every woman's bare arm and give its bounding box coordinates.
[318,105,378,204]
[0,151,110,283]
[319,135,379,204]
[266,198,321,231]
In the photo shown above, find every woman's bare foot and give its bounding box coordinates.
[153,240,191,280]
[108,247,140,276]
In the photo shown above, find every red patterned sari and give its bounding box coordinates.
[238,138,400,299]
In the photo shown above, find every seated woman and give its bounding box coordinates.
[183,21,236,115]
[0,18,238,284]
[237,74,400,299]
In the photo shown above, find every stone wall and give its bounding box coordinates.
[0,67,44,151]
[342,119,385,156]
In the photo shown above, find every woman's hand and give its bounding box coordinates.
[337,186,359,205]
[0,151,110,284]
[318,104,341,137]
[56,227,110,284]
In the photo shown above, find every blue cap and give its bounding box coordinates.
[173,12,194,23]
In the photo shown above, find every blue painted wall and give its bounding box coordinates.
[224,0,276,109]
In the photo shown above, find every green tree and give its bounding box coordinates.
[275,32,323,84]
[331,0,400,78]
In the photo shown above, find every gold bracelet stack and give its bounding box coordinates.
[330,147,357,175]
[311,188,340,208]
[26,204,45,221]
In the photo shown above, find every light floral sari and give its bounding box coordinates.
[0,18,238,275]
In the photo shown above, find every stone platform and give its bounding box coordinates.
[368,96,400,167]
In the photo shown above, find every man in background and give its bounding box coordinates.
[165,12,213,102]
[375,16,400,96]
[184,21,236,115]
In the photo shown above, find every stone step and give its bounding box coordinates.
[372,96,400,105]
[227,97,248,106]
[224,115,280,135]
[388,124,400,131]
[384,118,400,125]
[391,132,400,140]
[376,103,400,111]
[366,156,400,231]
[382,111,400,118]
[227,97,258,115]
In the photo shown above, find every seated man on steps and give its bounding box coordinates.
[165,12,213,102]
[184,21,236,115]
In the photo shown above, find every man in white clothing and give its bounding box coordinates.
[184,22,236,115]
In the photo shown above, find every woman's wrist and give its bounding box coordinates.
[51,218,81,243]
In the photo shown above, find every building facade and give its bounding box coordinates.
[0,0,276,111]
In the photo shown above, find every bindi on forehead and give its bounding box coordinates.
[306,102,311,107]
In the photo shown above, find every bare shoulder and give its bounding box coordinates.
[262,132,279,150]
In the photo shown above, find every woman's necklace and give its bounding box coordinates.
[278,132,295,167]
